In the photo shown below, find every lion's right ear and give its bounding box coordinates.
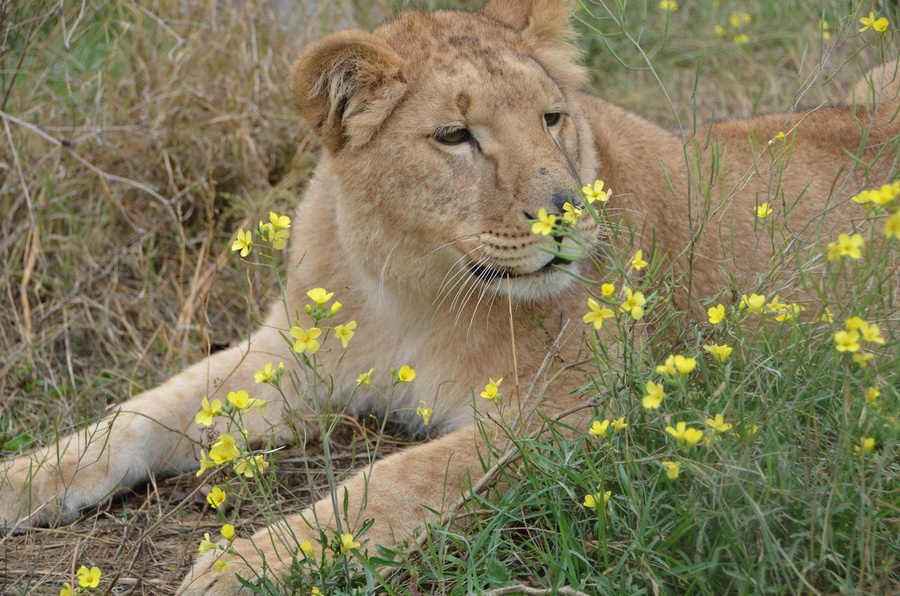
[483,0,585,88]
[290,30,406,153]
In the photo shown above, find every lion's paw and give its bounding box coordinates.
[177,536,296,596]
[0,457,63,530]
[0,452,116,530]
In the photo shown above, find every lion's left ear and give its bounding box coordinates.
[483,0,585,88]
[290,30,407,153]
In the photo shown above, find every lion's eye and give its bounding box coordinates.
[544,112,562,127]
[434,128,471,145]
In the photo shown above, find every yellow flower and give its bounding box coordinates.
[610,417,628,432]
[310,588,323,596]
[582,490,612,509]
[480,378,503,401]
[416,401,433,425]
[703,343,733,363]
[666,422,704,448]
[631,249,648,270]
[60,583,74,596]
[867,386,881,404]
[852,189,874,204]
[859,11,889,33]
[714,24,726,36]
[398,365,416,383]
[531,207,557,236]
[621,287,646,320]
[642,380,665,410]
[206,486,226,509]
[661,461,680,479]
[755,202,773,218]
[290,326,322,355]
[858,320,886,344]
[826,233,864,261]
[772,302,804,323]
[708,304,725,324]
[834,330,861,353]
[234,454,270,478]
[196,450,217,476]
[259,222,290,250]
[231,229,252,257]
[673,355,697,375]
[306,287,334,305]
[601,283,615,297]
[853,353,874,368]
[334,321,357,349]
[209,434,240,464]
[583,297,614,330]
[820,20,831,40]
[562,201,583,226]
[331,301,343,314]
[220,523,235,541]
[732,33,750,44]
[581,180,611,204]
[300,540,315,559]
[659,0,678,11]
[214,560,231,573]
[706,414,733,434]
[885,210,900,240]
[739,293,766,314]
[227,389,250,409]
[854,436,876,455]
[198,532,216,555]
[357,368,374,387]
[819,307,834,324]
[254,362,282,384]
[269,212,291,230]
[340,533,361,553]
[844,316,866,331]
[739,424,759,440]
[76,566,102,589]
[589,419,610,438]
[837,233,865,259]
[730,11,751,27]
[656,355,676,376]
[195,396,222,427]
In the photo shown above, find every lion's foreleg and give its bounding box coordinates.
[0,326,297,528]
[178,425,486,596]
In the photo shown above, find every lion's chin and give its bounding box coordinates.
[471,259,581,302]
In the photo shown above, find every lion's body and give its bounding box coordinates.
[2,1,898,594]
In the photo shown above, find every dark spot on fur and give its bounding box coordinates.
[456,91,471,116]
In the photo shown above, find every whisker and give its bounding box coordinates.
[433,252,488,319]
[436,244,485,299]
[466,267,501,338]
[425,234,481,258]
[449,253,492,313]
[379,237,404,304]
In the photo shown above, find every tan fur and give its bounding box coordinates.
[1,1,898,594]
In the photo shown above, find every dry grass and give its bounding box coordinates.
[0,1,388,593]
[1,0,898,594]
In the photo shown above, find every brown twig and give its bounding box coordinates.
[0,108,185,239]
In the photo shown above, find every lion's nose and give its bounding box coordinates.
[551,187,575,212]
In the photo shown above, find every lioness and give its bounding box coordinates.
[2,1,898,594]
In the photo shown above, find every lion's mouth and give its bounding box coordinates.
[468,254,571,281]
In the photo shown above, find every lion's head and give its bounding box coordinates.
[290,0,599,307]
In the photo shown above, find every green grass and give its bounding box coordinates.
[1,0,899,595]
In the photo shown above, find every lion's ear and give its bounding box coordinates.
[483,0,585,88]
[290,30,406,152]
